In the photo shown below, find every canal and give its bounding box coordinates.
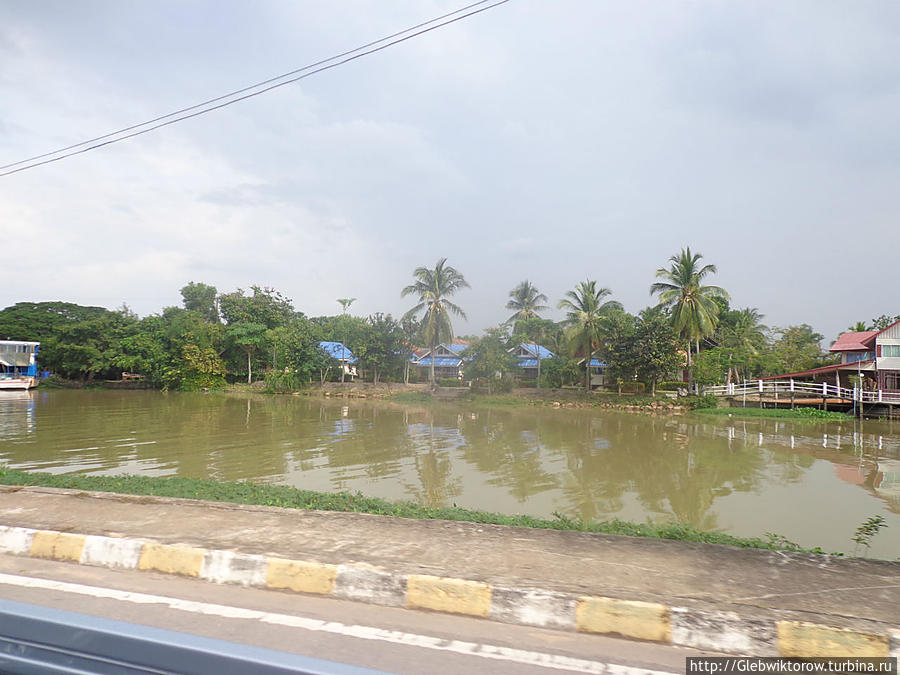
[1,390,898,559]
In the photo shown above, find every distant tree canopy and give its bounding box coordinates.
[218,286,295,329]
[3,256,861,392]
[180,282,218,323]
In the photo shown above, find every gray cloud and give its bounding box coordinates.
[1,0,898,342]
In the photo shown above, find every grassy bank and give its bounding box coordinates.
[695,407,853,422]
[0,469,834,555]
[387,389,689,413]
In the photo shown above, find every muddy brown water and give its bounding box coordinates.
[1,389,898,559]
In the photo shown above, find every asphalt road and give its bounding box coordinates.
[0,553,723,674]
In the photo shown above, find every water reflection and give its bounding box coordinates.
[0,391,35,439]
[1,390,898,557]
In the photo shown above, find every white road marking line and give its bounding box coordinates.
[0,572,673,675]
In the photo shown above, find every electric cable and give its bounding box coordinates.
[1,0,509,178]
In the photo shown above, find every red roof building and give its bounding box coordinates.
[763,319,900,391]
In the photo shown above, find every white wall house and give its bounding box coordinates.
[875,321,900,391]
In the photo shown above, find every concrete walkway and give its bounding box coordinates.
[0,486,896,656]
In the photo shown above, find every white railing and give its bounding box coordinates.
[704,379,900,404]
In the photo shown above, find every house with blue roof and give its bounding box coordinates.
[577,357,608,389]
[508,343,554,380]
[410,342,468,380]
[319,341,358,380]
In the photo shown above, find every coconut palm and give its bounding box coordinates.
[717,307,767,383]
[847,321,869,333]
[558,280,622,392]
[401,258,470,385]
[650,247,729,388]
[506,280,549,326]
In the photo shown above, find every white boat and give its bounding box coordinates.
[0,341,40,390]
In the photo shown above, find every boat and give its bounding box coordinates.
[0,341,40,390]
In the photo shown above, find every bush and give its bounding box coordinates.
[438,378,462,387]
[619,381,646,394]
[687,394,719,409]
[265,370,301,393]
[497,373,516,393]
[657,381,686,392]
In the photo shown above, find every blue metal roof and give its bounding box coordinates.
[445,343,468,354]
[589,358,606,368]
[414,356,462,367]
[517,358,541,368]
[519,343,554,359]
[318,341,357,363]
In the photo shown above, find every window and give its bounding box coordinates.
[883,371,900,390]
[882,344,900,358]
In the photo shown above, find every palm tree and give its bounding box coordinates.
[401,258,470,385]
[506,280,549,326]
[847,321,869,333]
[718,308,767,383]
[336,298,356,382]
[507,280,550,388]
[650,247,729,389]
[558,280,622,392]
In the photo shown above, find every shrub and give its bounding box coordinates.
[657,381,686,392]
[619,381,646,394]
[687,394,719,409]
[265,370,301,393]
[438,378,462,387]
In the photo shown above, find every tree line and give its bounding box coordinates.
[0,248,881,392]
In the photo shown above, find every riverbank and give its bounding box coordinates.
[247,380,694,414]
[695,407,853,422]
[0,469,833,555]
[35,377,703,415]
[0,486,896,656]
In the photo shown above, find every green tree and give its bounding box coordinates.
[847,321,870,332]
[505,280,549,327]
[537,352,580,389]
[265,317,332,389]
[226,322,268,384]
[401,258,470,385]
[133,307,227,389]
[713,307,768,382]
[463,328,517,394]
[362,313,405,384]
[52,310,139,381]
[650,247,729,389]
[180,282,219,322]
[870,314,900,331]
[692,346,731,386]
[0,301,120,375]
[166,343,227,390]
[557,280,622,392]
[768,324,829,375]
[600,310,638,394]
[218,286,295,329]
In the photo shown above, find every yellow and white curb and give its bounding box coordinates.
[0,525,896,658]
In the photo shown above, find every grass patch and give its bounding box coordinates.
[694,407,852,422]
[465,395,524,406]
[0,469,835,555]
[387,392,436,404]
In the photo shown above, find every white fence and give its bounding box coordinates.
[704,379,900,404]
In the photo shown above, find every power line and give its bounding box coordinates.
[1,0,509,178]
[0,0,499,174]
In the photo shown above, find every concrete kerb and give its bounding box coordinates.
[0,524,895,657]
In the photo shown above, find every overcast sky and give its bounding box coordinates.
[2,1,899,344]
